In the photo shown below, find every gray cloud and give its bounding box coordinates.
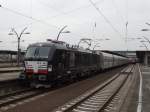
[0,0,149,51]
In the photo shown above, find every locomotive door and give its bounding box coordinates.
[53,50,66,73]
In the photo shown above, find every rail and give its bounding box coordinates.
[53,65,134,112]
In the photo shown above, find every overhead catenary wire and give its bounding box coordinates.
[35,0,111,41]
[88,0,123,38]
[111,0,129,46]
[36,0,104,35]
[35,0,95,37]
[111,0,125,24]
[0,1,123,44]
[0,4,88,40]
[37,0,124,43]
[37,0,105,20]
[0,0,114,41]
[0,5,58,29]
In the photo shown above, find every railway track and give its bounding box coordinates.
[0,88,48,111]
[0,65,133,111]
[0,79,47,111]
[0,66,24,94]
[0,74,28,98]
[53,65,135,112]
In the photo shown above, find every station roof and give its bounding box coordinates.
[0,50,25,55]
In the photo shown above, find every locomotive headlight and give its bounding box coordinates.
[48,65,52,72]
[19,72,26,79]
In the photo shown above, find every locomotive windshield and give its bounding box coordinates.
[25,46,51,58]
[25,47,37,58]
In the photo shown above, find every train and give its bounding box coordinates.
[19,40,129,88]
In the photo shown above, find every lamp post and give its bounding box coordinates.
[56,25,70,40]
[11,40,25,43]
[8,27,30,65]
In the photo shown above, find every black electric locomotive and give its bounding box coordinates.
[20,40,102,87]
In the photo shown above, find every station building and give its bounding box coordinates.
[136,51,150,66]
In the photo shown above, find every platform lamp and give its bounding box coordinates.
[56,25,70,41]
[8,27,30,65]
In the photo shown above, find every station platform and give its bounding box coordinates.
[0,72,20,82]
[0,67,22,82]
[0,63,18,68]
[0,67,23,73]
[140,66,150,112]
[121,64,150,112]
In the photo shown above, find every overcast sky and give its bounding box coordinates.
[0,0,150,51]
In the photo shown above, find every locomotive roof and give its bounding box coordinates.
[93,50,128,59]
[96,50,128,58]
[27,41,129,59]
[28,41,93,54]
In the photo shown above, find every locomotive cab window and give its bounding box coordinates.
[25,47,37,58]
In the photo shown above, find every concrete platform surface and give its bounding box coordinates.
[3,67,124,112]
[0,64,149,112]
[0,67,23,73]
[122,64,150,112]
[0,72,20,81]
[141,66,150,112]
